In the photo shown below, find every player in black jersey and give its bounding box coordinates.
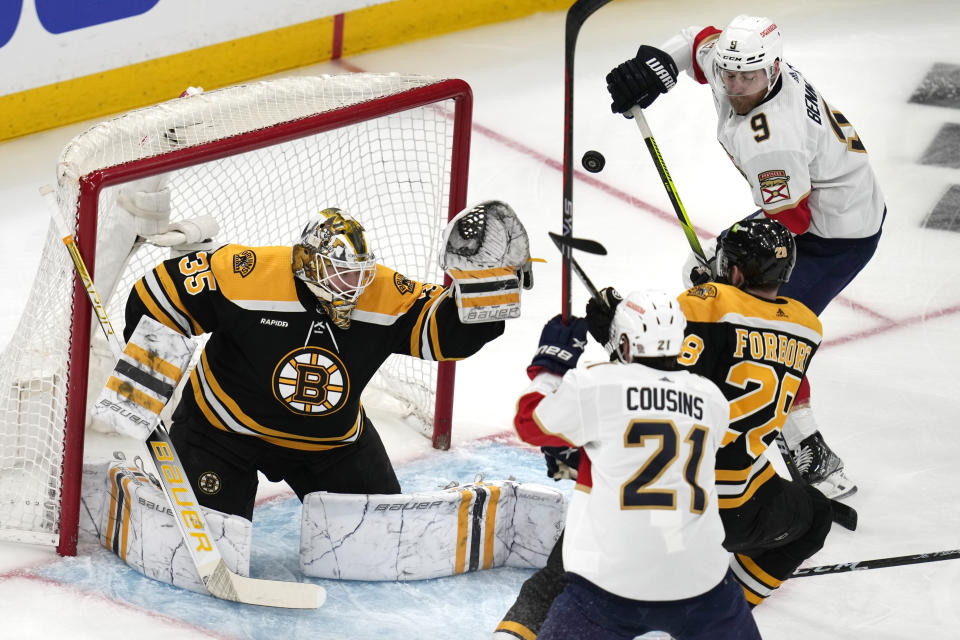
[124,207,515,520]
[493,219,834,638]
[672,219,834,607]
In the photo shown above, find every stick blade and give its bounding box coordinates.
[205,561,326,609]
[830,499,858,532]
[548,231,607,255]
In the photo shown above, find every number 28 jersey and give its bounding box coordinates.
[514,362,732,601]
[677,283,823,509]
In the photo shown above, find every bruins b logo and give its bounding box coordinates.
[233,250,256,277]
[272,346,349,415]
[686,284,718,300]
[394,272,415,295]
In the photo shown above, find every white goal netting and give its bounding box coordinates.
[0,73,471,552]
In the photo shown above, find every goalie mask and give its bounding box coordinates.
[292,208,377,329]
[609,290,686,363]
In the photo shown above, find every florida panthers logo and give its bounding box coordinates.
[272,346,349,415]
[758,169,791,204]
[233,250,256,277]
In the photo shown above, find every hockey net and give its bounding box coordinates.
[0,73,471,554]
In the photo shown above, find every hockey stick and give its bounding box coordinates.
[561,0,614,321]
[548,232,606,308]
[42,187,324,609]
[548,231,607,256]
[792,548,960,578]
[627,105,705,260]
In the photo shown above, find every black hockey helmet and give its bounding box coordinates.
[716,218,796,287]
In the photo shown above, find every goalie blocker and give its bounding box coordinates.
[440,200,537,324]
[92,316,196,439]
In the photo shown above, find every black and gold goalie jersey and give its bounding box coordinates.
[124,244,504,451]
[676,283,822,510]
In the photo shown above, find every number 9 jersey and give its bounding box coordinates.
[666,25,885,240]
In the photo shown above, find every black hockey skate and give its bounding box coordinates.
[791,431,857,500]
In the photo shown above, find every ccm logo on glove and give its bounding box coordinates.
[535,344,578,362]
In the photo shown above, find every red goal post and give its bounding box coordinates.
[0,74,472,556]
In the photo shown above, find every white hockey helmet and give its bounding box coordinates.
[292,208,377,329]
[609,290,687,363]
[714,15,783,95]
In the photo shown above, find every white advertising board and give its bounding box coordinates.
[0,0,392,94]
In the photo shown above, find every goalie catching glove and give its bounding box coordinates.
[440,200,536,324]
[92,316,196,440]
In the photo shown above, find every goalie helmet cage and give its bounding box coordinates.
[0,73,472,556]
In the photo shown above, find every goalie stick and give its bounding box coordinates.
[792,548,960,578]
[41,186,325,609]
[561,0,614,321]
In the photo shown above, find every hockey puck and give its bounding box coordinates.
[581,150,605,173]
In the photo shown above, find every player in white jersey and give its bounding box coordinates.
[605,15,884,499]
[509,292,760,640]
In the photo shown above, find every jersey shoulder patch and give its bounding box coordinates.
[210,244,303,311]
[351,265,428,324]
[679,283,822,341]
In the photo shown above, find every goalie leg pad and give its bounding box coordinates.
[300,480,565,580]
[91,316,196,440]
[97,460,251,594]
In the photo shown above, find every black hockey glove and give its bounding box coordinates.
[542,446,581,481]
[689,254,717,286]
[529,314,589,375]
[606,45,678,115]
[585,287,622,345]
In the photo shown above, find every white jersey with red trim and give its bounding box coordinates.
[514,361,731,601]
[662,26,885,239]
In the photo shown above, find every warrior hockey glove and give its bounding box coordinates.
[529,314,588,376]
[606,45,678,115]
[585,287,622,346]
